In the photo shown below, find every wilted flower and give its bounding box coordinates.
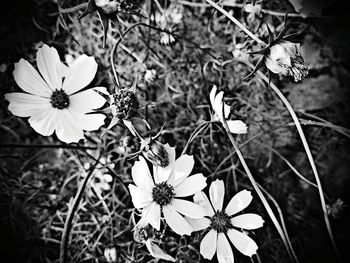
[246,24,308,82]
[265,40,308,82]
[144,69,157,83]
[210,86,248,134]
[5,44,107,143]
[186,180,264,263]
[128,145,207,236]
[104,247,117,263]
[133,223,175,262]
[103,88,139,133]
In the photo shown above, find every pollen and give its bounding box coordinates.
[50,90,70,109]
[152,182,175,206]
[210,210,233,233]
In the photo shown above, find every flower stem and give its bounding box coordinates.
[249,64,341,261]
[204,0,265,45]
[59,158,100,263]
[221,109,298,263]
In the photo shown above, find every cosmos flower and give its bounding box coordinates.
[159,32,176,46]
[128,144,207,236]
[5,44,107,143]
[210,85,248,134]
[186,180,264,263]
[133,223,175,262]
[265,40,308,82]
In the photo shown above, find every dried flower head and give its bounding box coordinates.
[141,138,169,167]
[110,88,139,120]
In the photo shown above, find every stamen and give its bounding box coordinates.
[50,90,70,109]
[210,210,233,233]
[152,182,175,206]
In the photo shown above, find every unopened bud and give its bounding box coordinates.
[142,139,169,167]
[265,40,308,82]
[104,247,117,263]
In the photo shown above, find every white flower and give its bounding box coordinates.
[186,180,264,263]
[5,44,107,143]
[210,85,248,134]
[265,40,308,82]
[128,144,207,236]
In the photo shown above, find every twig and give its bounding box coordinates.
[59,158,100,263]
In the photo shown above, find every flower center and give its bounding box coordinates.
[210,211,233,233]
[152,182,174,206]
[50,90,70,109]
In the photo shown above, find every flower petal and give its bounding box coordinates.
[62,54,98,95]
[231,214,264,230]
[200,229,217,260]
[225,190,252,216]
[36,44,62,91]
[214,91,224,121]
[140,202,161,230]
[128,184,153,209]
[209,179,225,211]
[193,192,215,217]
[163,205,192,235]
[217,233,234,263]
[185,217,211,231]
[28,107,57,136]
[55,110,85,143]
[131,156,154,193]
[171,198,207,219]
[13,59,52,97]
[146,240,176,262]
[153,144,176,184]
[68,112,106,132]
[227,228,258,257]
[224,103,231,119]
[167,154,194,186]
[210,85,217,109]
[174,173,207,197]
[227,120,247,134]
[5,93,51,117]
[69,88,107,113]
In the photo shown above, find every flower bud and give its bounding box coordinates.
[142,139,169,167]
[104,247,117,263]
[265,40,308,82]
[110,88,139,120]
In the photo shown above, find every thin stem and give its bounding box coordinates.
[243,61,341,261]
[0,143,97,150]
[181,121,213,155]
[221,108,298,262]
[58,3,88,14]
[205,0,265,45]
[59,158,100,263]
